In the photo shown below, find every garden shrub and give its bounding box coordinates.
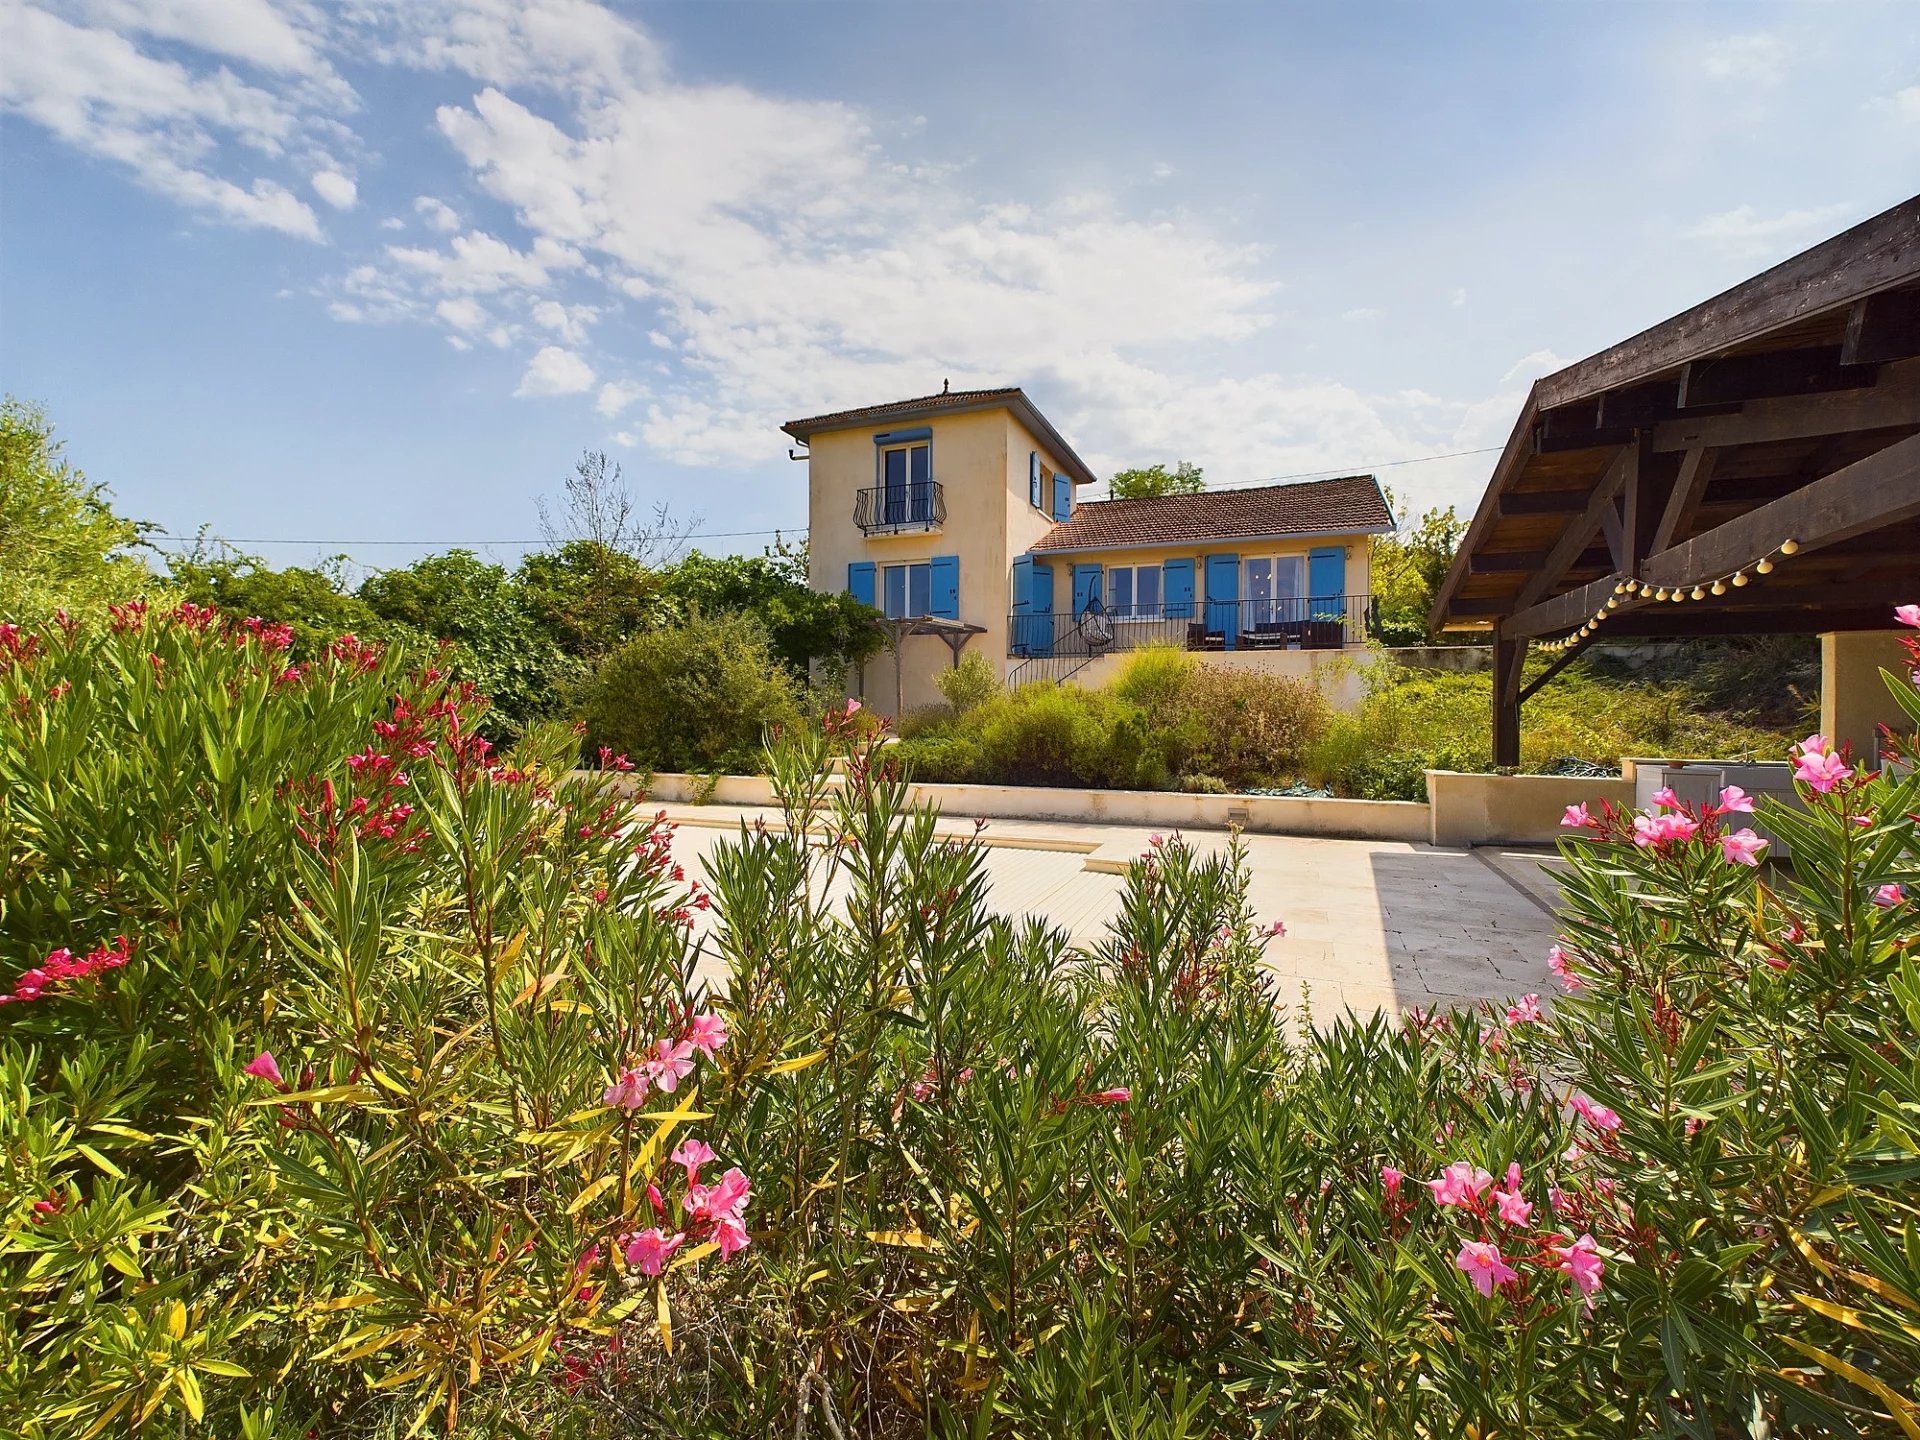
[574,609,800,773]
[888,731,983,782]
[1181,663,1331,786]
[4,602,1919,1437]
[934,649,999,713]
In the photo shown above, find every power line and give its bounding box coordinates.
[144,525,808,546]
[137,443,1502,552]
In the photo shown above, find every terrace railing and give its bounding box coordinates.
[853,480,945,535]
[1008,593,1376,660]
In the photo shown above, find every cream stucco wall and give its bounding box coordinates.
[804,405,1088,716]
[1821,630,1916,767]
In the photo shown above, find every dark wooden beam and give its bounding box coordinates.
[1596,380,1681,428]
[1651,448,1717,553]
[1533,422,1637,455]
[1650,362,1920,451]
[1537,196,1920,409]
[1599,501,1625,569]
[1676,344,1877,409]
[1504,574,1629,640]
[1499,488,1591,516]
[1470,550,1548,573]
[1842,289,1920,365]
[1638,431,1920,588]
[1450,596,1512,617]
[1619,432,1665,571]
[1596,604,1914,638]
[1510,445,1634,614]
[1492,637,1525,768]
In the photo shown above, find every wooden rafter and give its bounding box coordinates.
[1650,448,1716,553]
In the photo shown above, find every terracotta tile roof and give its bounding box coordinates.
[1030,474,1394,553]
[781,386,1098,486]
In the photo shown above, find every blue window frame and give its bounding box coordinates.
[882,562,934,619]
[1107,564,1163,618]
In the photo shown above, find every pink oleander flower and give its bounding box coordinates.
[1428,1161,1494,1209]
[715,1215,752,1258]
[1793,734,1849,793]
[1716,785,1755,814]
[621,1227,685,1277]
[1720,828,1768,866]
[1506,993,1542,1025]
[603,1066,650,1112]
[1455,1240,1519,1298]
[1561,803,1593,829]
[1547,944,1585,992]
[1547,1185,1568,1212]
[243,1050,284,1086]
[1085,1087,1132,1106]
[1895,604,1920,629]
[1874,883,1906,909]
[671,1138,715,1177]
[1550,1232,1606,1298]
[1570,1093,1622,1133]
[1650,786,1681,811]
[684,1011,728,1058]
[646,1038,697,1093]
[1632,811,1699,847]
[1495,1163,1534,1225]
[1380,1165,1403,1198]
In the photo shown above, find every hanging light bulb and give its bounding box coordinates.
[1780,538,1800,555]
[1756,556,1774,575]
[1731,571,1749,587]
[1710,579,1727,596]
[1670,589,1685,603]
[1613,581,1628,595]
[1624,578,1640,593]
[1690,586,1706,600]
[1606,595,1619,608]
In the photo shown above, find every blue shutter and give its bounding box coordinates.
[1204,554,1240,649]
[930,554,959,619]
[1029,561,1055,657]
[1163,558,1195,619]
[1029,451,1041,508]
[847,561,877,608]
[1071,563,1103,618]
[1309,546,1347,619]
[1052,473,1071,521]
[1011,555,1033,655]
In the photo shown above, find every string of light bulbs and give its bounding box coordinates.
[1533,536,1803,655]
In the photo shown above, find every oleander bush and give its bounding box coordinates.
[3,602,1919,1437]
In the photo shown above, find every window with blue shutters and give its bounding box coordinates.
[879,562,936,619]
[1308,546,1348,618]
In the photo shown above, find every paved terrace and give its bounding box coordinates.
[658,804,1567,1018]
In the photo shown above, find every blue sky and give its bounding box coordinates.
[5,0,1918,575]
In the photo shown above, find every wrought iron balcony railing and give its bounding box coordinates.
[1008,594,1377,658]
[854,480,945,534]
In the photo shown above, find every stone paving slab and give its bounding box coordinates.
[652,804,1564,1019]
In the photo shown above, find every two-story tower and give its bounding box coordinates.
[783,387,1097,713]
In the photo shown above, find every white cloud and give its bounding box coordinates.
[1341,307,1383,322]
[595,379,646,416]
[1703,33,1790,86]
[379,215,406,230]
[1680,202,1855,261]
[413,195,462,232]
[515,344,594,397]
[1882,85,1920,124]
[532,298,596,343]
[435,296,488,331]
[312,169,357,209]
[1449,287,1468,308]
[65,0,340,82]
[0,3,328,238]
[386,230,582,294]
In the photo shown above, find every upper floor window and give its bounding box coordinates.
[881,442,933,524]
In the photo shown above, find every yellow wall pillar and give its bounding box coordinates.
[1820,631,1916,767]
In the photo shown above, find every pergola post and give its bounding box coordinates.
[1492,633,1526,769]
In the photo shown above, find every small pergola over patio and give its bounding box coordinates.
[1432,195,1920,765]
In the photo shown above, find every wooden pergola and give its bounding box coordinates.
[1431,196,1920,766]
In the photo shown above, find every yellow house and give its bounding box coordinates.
[783,387,1394,713]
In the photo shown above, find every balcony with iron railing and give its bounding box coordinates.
[853,480,946,535]
[1008,593,1376,660]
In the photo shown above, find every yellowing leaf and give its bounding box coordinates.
[866,1230,941,1251]
[244,1083,376,1107]
[76,1144,126,1179]
[655,1281,673,1356]
[566,1174,620,1217]
[1780,1336,1920,1440]
[166,1301,187,1340]
[767,1048,828,1076]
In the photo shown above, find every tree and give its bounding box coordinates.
[655,539,883,678]
[1108,461,1205,500]
[516,539,663,661]
[1369,487,1467,644]
[0,398,154,621]
[538,449,697,567]
[168,544,387,658]
[358,550,573,736]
